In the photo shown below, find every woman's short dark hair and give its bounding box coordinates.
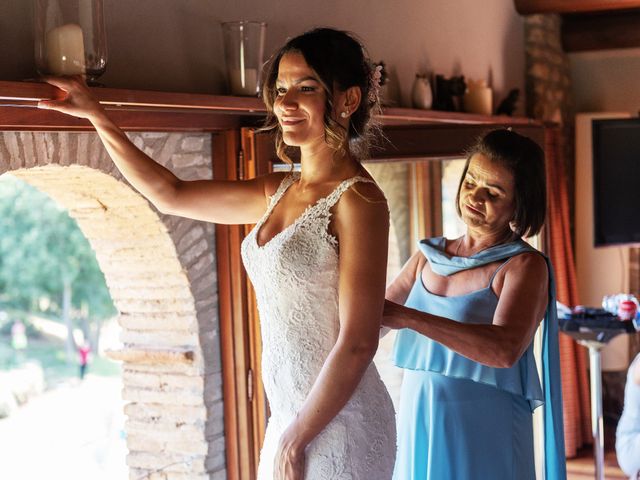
[261,27,379,163]
[455,129,547,238]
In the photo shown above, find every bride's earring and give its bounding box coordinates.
[340,110,349,118]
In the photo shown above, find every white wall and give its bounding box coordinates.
[571,49,640,112]
[0,0,525,112]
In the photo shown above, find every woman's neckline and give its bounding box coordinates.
[254,173,369,249]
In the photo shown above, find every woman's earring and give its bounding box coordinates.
[340,110,349,118]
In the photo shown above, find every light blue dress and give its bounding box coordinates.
[616,353,640,477]
[392,237,566,480]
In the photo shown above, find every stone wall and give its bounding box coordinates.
[524,14,575,206]
[0,131,225,480]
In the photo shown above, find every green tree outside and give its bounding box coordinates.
[0,175,117,367]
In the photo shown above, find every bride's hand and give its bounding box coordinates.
[274,425,306,480]
[37,75,105,121]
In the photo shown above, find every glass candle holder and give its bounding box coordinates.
[34,0,108,83]
[222,21,267,96]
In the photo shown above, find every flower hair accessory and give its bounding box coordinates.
[368,64,383,104]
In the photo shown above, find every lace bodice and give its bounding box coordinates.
[241,172,396,480]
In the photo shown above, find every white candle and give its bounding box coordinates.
[45,23,86,75]
[463,79,492,115]
[230,68,258,96]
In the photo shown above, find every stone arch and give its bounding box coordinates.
[0,131,225,480]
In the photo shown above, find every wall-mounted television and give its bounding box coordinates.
[592,118,640,247]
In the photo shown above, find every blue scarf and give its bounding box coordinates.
[421,237,567,480]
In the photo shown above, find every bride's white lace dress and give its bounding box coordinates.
[241,173,396,480]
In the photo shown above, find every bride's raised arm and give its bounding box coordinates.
[38,75,278,225]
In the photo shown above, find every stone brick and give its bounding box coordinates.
[201,344,222,375]
[195,297,216,312]
[129,468,164,480]
[172,153,207,169]
[127,451,207,473]
[205,373,223,399]
[120,329,199,348]
[526,27,545,44]
[203,371,223,401]
[181,238,210,264]
[115,298,196,314]
[126,433,165,452]
[205,401,224,436]
[110,285,194,302]
[125,402,208,424]
[123,386,203,406]
[166,217,196,243]
[155,134,182,168]
[176,225,206,252]
[118,313,198,332]
[164,438,209,455]
[181,136,206,152]
[195,167,214,180]
[166,373,205,393]
[127,420,206,439]
[159,373,205,390]
[210,469,227,480]
[129,470,211,480]
[124,362,202,376]
[186,253,216,282]
[131,135,145,149]
[204,435,226,471]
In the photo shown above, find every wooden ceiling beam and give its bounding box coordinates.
[515,0,640,15]
[562,9,640,52]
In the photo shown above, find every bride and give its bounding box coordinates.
[40,27,396,480]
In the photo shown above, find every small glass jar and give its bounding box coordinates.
[34,0,108,83]
[222,21,267,96]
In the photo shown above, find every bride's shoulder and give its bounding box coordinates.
[333,180,389,236]
[340,179,387,211]
[261,171,292,197]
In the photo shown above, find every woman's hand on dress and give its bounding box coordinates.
[382,299,412,330]
[274,425,306,480]
[37,75,105,121]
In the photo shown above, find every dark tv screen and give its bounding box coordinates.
[592,118,640,247]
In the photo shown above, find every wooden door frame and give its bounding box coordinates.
[213,130,259,480]
[213,129,270,480]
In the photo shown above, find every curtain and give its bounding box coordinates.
[544,127,592,457]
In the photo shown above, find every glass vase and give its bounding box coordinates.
[222,21,267,96]
[34,0,108,83]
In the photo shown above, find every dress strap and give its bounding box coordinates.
[323,176,378,210]
[487,255,517,288]
[267,173,299,210]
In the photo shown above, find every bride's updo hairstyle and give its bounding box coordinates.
[261,27,380,163]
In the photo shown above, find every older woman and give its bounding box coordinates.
[383,129,566,480]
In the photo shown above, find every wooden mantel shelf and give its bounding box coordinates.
[514,0,640,14]
[0,80,539,132]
